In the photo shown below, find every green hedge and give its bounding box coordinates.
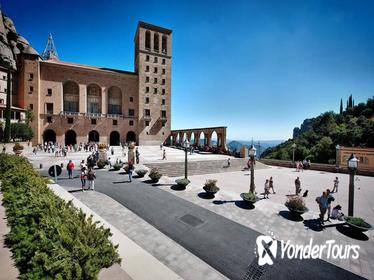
[0,154,120,279]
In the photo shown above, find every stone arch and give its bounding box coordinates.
[110,131,120,146]
[88,130,100,143]
[210,131,218,147]
[43,129,56,143]
[87,83,102,113]
[145,30,151,49]
[126,131,136,143]
[162,35,167,53]
[199,131,205,147]
[182,132,187,142]
[154,33,159,51]
[190,132,195,146]
[108,86,122,115]
[63,81,79,112]
[176,133,180,145]
[65,130,77,146]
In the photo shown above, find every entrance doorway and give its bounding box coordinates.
[88,130,100,143]
[65,130,77,146]
[126,131,136,143]
[110,131,120,146]
[43,129,56,143]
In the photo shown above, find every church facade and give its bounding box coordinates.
[17,21,172,146]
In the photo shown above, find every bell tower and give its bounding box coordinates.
[134,22,172,145]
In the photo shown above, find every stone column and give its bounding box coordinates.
[101,86,107,114]
[79,84,87,114]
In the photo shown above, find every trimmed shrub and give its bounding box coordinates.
[203,179,219,192]
[97,159,106,169]
[285,196,307,211]
[135,169,147,177]
[241,192,256,203]
[175,178,190,188]
[0,154,120,279]
[345,216,371,229]
[149,168,162,181]
[112,162,122,171]
[10,123,33,141]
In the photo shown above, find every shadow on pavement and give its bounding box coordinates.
[112,181,130,184]
[171,184,186,191]
[212,200,255,210]
[68,189,83,193]
[336,224,370,241]
[303,218,324,232]
[198,192,215,199]
[278,210,304,222]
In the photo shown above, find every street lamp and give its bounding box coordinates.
[335,144,340,168]
[292,143,297,164]
[347,153,359,216]
[183,139,190,180]
[249,145,256,193]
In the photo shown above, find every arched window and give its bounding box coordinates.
[108,86,122,115]
[145,30,151,50]
[162,35,167,53]
[154,33,159,51]
[87,84,101,113]
[63,81,79,112]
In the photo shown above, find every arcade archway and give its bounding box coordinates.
[126,131,136,143]
[43,129,56,143]
[88,130,100,143]
[110,131,120,146]
[65,130,77,146]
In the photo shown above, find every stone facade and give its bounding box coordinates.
[337,146,374,172]
[15,21,172,146]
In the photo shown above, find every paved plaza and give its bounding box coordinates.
[26,146,374,279]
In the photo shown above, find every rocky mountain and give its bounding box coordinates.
[0,10,38,70]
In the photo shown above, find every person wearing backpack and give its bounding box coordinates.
[87,168,96,191]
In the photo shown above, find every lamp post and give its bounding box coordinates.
[335,144,340,168]
[183,139,190,180]
[347,153,358,216]
[292,143,297,165]
[249,145,256,193]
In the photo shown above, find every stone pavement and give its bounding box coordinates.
[0,193,18,280]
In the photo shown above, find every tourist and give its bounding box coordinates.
[135,147,140,164]
[316,191,328,224]
[269,176,275,194]
[80,167,87,191]
[87,168,96,191]
[2,145,6,153]
[160,142,163,150]
[111,146,114,156]
[80,160,86,170]
[67,160,75,179]
[227,158,231,167]
[332,177,339,193]
[326,189,335,221]
[162,149,166,160]
[33,147,37,155]
[128,160,134,182]
[330,205,344,221]
[264,179,270,199]
[190,145,194,155]
[295,177,301,195]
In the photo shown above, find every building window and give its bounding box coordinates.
[108,86,122,115]
[145,87,149,93]
[29,73,34,80]
[145,97,149,104]
[67,118,73,124]
[154,57,158,63]
[154,88,158,94]
[162,68,166,74]
[154,67,158,73]
[162,35,167,53]
[162,122,166,127]
[145,121,150,126]
[162,89,165,95]
[146,55,150,61]
[113,119,118,125]
[161,110,167,118]
[0,99,3,104]
[154,33,159,52]
[162,99,165,105]
[29,104,33,110]
[130,96,133,102]
[4,88,6,93]
[47,88,52,96]
[145,109,150,116]
[162,79,165,85]
[2,75,6,80]
[129,120,134,126]
[145,76,149,83]
[46,103,53,114]
[145,30,151,49]
[146,65,149,72]
[91,119,97,125]
[162,59,165,65]
[47,116,53,123]
[128,109,135,116]
[154,78,157,84]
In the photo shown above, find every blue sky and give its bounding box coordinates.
[4,0,374,140]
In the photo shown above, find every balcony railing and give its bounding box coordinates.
[106,113,123,119]
[144,115,151,120]
[85,112,103,118]
[60,111,80,116]
[160,116,167,122]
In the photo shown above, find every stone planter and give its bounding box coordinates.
[344,217,373,232]
[240,192,257,204]
[14,150,23,155]
[286,206,309,216]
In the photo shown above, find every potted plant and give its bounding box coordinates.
[98,143,107,151]
[135,169,148,178]
[285,196,308,216]
[149,168,162,183]
[344,216,373,232]
[240,192,257,204]
[175,178,190,189]
[97,159,107,169]
[13,143,24,155]
[112,162,122,171]
[203,179,220,196]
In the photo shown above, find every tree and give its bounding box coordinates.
[340,98,343,114]
[10,123,33,141]
[25,108,34,124]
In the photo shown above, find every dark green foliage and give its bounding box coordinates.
[0,154,120,279]
[345,216,371,228]
[340,98,343,114]
[263,96,374,163]
[175,178,190,187]
[10,123,33,141]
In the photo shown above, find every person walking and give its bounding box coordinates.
[316,191,328,224]
[162,149,166,160]
[87,168,96,191]
[227,158,231,167]
[111,146,114,156]
[332,177,339,193]
[67,160,75,179]
[80,167,87,191]
[326,189,335,221]
[264,179,270,199]
[135,147,140,164]
[269,176,275,194]
[295,177,301,195]
[128,160,134,182]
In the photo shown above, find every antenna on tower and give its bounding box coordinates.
[41,33,59,60]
